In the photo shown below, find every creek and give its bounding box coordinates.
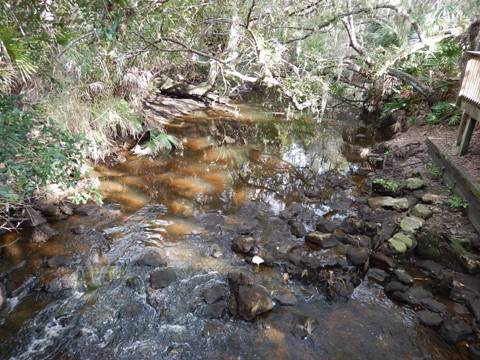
[0,103,464,359]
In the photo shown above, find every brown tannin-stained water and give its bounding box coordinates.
[0,103,466,359]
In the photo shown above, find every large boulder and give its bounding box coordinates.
[228,271,273,321]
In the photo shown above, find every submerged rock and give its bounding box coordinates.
[45,272,78,293]
[366,268,387,283]
[290,221,307,238]
[305,232,337,248]
[417,310,443,327]
[346,247,369,266]
[371,252,395,269]
[232,236,255,254]
[228,271,273,321]
[134,250,167,267]
[202,283,225,304]
[47,255,73,268]
[368,197,409,211]
[71,224,88,235]
[385,281,409,293]
[273,289,297,306]
[316,218,341,233]
[439,318,473,343]
[28,208,47,227]
[420,298,447,313]
[393,269,414,285]
[150,267,177,289]
[467,297,480,322]
[202,302,225,319]
[0,283,6,309]
[391,286,432,305]
[31,223,58,243]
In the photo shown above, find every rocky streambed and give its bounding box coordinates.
[1,105,479,359]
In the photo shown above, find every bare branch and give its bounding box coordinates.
[246,0,256,29]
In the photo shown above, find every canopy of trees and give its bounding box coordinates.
[1,0,478,111]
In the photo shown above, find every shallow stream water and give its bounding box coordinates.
[0,104,466,359]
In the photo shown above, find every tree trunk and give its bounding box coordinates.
[387,68,437,104]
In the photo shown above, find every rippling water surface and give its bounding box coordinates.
[0,104,465,359]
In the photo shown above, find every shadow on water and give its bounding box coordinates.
[0,103,466,359]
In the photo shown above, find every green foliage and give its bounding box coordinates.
[146,130,181,155]
[372,178,402,192]
[427,162,443,179]
[400,38,462,82]
[446,193,469,210]
[0,97,86,206]
[69,188,103,205]
[447,113,462,126]
[381,100,407,119]
[426,101,459,125]
[365,21,400,48]
[40,90,143,161]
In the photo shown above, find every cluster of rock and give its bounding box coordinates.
[223,171,480,351]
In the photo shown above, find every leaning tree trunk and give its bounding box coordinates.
[387,68,437,104]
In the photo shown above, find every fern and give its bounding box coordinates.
[146,130,181,155]
[427,101,459,125]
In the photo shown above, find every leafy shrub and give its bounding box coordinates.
[426,101,459,125]
[381,100,407,119]
[400,38,462,81]
[0,96,85,208]
[69,188,103,205]
[427,162,443,179]
[41,90,143,161]
[372,178,402,192]
[446,194,469,210]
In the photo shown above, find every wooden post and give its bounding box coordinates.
[456,111,469,146]
[459,115,476,156]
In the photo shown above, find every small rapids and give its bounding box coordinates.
[0,104,464,359]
